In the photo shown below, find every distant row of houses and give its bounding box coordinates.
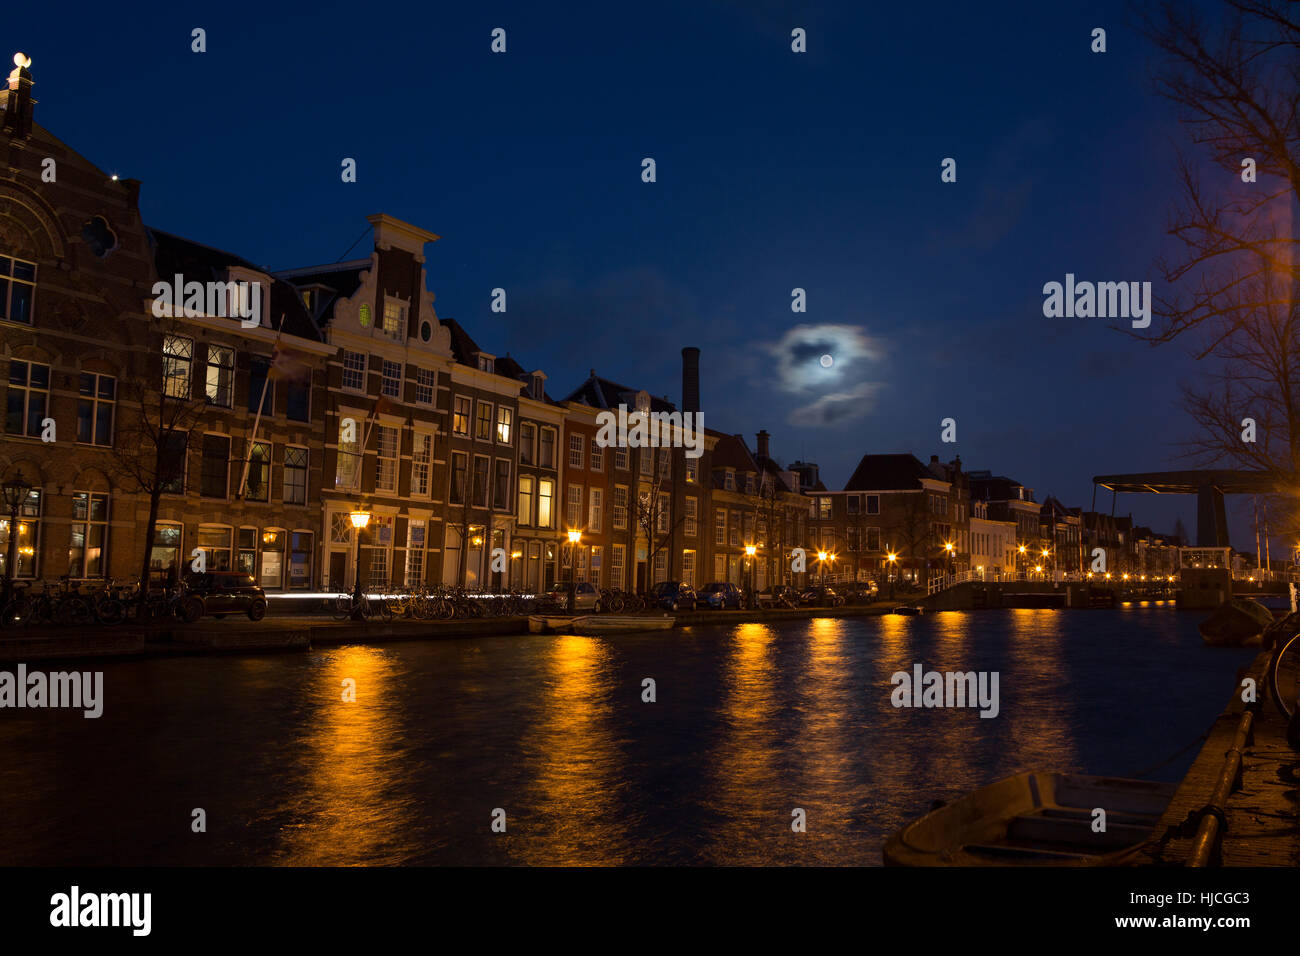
[0,55,1187,595]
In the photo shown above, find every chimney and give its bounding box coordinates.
[2,53,35,139]
[756,430,770,459]
[681,346,700,414]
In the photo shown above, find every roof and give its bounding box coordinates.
[440,317,485,367]
[709,432,758,473]
[149,229,321,342]
[843,453,934,492]
[562,371,678,414]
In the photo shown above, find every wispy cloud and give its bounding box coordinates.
[760,323,885,426]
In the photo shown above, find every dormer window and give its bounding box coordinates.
[532,374,544,399]
[478,354,493,373]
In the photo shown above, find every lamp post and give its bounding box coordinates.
[566,529,582,613]
[1041,547,1052,582]
[886,551,897,600]
[817,550,828,587]
[744,544,757,608]
[1017,543,1027,579]
[349,507,371,620]
[2,470,31,604]
[944,541,955,581]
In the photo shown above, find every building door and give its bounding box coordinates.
[635,561,647,593]
[329,552,347,592]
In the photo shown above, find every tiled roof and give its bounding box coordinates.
[149,229,321,342]
[439,317,485,367]
[562,372,677,413]
[709,432,758,472]
[844,453,933,492]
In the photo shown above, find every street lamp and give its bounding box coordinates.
[2,470,32,603]
[744,544,757,608]
[886,551,897,600]
[944,540,955,579]
[566,529,582,613]
[349,507,371,620]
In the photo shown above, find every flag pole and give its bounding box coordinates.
[350,398,382,494]
[237,311,286,500]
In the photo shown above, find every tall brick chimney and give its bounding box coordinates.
[681,346,700,414]
[756,430,770,459]
[1,53,34,139]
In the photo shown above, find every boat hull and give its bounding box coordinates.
[529,614,674,635]
[883,772,1176,866]
[570,615,674,635]
[1199,597,1272,647]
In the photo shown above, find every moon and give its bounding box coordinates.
[819,354,834,368]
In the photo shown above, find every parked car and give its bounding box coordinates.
[650,580,700,611]
[183,571,269,621]
[843,581,881,604]
[758,585,801,609]
[538,581,603,612]
[699,581,744,610]
[800,585,846,607]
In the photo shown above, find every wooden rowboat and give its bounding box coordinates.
[570,614,674,635]
[1199,597,1273,647]
[883,772,1176,866]
[528,615,572,634]
[528,614,674,635]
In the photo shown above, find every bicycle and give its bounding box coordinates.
[332,586,394,622]
[0,580,36,627]
[1265,613,1300,737]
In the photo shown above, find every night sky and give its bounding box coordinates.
[18,0,1269,549]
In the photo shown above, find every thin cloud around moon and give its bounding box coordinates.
[761,323,884,426]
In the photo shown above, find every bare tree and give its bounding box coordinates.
[107,335,208,602]
[633,466,684,586]
[1140,1,1300,532]
[884,492,936,589]
[756,471,789,587]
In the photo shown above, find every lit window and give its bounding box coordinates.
[453,396,471,436]
[496,406,512,444]
[382,299,406,341]
[162,335,193,398]
[69,492,109,578]
[205,344,235,407]
[244,440,271,501]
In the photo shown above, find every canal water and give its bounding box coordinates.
[0,605,1257,866]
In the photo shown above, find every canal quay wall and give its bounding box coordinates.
[1136,648,1300,866]
[920,581,1182,611]
[0,604,902,665]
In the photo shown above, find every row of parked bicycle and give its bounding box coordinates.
[0,572,897,629]
[533,579,887,613]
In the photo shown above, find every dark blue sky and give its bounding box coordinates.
[21,0,1275,551]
